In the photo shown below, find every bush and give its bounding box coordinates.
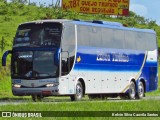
[0,2,8,15]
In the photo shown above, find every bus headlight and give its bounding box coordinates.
[46,84,54,87]
[13,84,21,88]
[46,83,58,87]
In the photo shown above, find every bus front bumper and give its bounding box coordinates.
[12,86,59,96]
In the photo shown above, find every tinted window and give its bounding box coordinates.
[61,25,75,75]
[145,33,157,51]
[14,22,62,47]
[11,51,58,79]
[88,27,102,47]
[77,25,90,46]
[113,29,125,49]
[102,28,113,48]
[125,31,137,50]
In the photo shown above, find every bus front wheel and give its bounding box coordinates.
[70,81,83,101]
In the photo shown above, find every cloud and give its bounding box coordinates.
[130,4,148,17]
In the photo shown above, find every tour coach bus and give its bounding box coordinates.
[2,19,158,101]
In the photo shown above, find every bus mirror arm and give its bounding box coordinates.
[2,50,12,66]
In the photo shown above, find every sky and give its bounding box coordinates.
[130,0,160,25]
[12,0,160,25]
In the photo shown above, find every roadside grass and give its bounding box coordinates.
[1,99,160,111]
[0,99,160,120]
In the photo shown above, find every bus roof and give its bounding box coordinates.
[20,19,156,34]
[20,19,71,25]
[72,20,156,34]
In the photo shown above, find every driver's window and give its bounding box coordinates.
[61,25,75,76]
[61,52,69,75]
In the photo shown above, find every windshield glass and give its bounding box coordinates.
[14,22,62,47]
[11,51,58,79]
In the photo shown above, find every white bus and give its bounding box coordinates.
[2,19,158,101]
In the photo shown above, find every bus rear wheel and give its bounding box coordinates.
[128,81,136,100]
[70,81,83,101]
[137,81,144,99]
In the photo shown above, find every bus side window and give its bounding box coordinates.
[62,60,68,75]
[61,56,75,75]
[68,56,75,71]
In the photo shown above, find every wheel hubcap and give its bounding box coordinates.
[76,84,82,98]
[138,83,144,97]
[130,83,135,99]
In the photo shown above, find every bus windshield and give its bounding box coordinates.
[11,51,59,79]
[14,22,62,47]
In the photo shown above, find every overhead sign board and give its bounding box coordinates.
[62,0,129,16]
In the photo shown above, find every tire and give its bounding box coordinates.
[70,81,83,101]
[128,81,136,100]
[137,81,144,99]
[32,95,43,102]
[32,95,37,102]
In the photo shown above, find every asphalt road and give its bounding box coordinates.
[0,96,160,105]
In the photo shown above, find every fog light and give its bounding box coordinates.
[46,83,59,87]
[13,84,21,88]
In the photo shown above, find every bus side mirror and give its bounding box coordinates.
[54,48,61,66]
[2,50,12,66]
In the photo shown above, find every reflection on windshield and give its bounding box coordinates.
[14,23,62,47]
[12,51,58,79]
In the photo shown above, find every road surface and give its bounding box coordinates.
[0,96,159,105]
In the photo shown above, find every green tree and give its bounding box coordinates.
[135,15,146,24]
[0,0,7,2]
[148,20,157,28]
[10,0,28,4]
[129,11,136,17]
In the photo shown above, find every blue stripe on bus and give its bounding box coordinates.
[75,46,146,67]
[74,63,141,72]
